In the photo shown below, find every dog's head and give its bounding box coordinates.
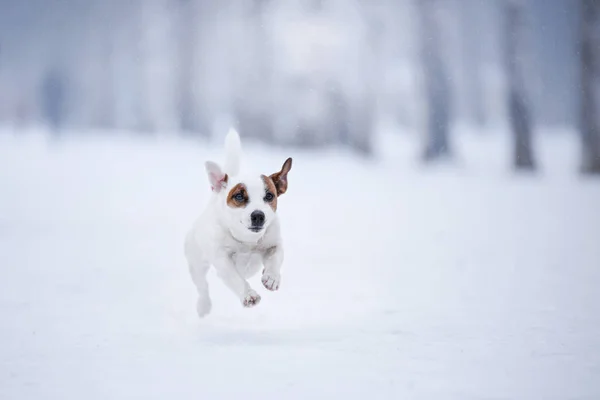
[206,158,292,242]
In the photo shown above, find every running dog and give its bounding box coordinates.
[184,128,292,317]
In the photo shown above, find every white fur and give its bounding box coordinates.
[223,127,241,176]
[184,128,285,317]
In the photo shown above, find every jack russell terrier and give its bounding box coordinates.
[184,128,292,317]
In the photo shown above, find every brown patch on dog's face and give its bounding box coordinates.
[261,175,278,211]
[269,157,293,196]
[227,183,248,208]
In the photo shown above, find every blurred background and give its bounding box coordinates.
[1,1,600,399]
[0,0,598,171]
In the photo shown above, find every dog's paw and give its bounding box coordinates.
[196,296,212,318]
[242,290,261,308]
[261,273,280,291]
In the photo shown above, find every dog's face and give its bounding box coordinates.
[206,158,292,242]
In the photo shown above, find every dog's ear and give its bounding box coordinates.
[269,157,292,196]
[205,161,228,192]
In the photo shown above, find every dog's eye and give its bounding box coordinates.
[234,193,245,202]
[264,192,274,202]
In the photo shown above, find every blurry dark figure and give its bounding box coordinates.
[417,0,452,162]
[579,0,600,174]
[347,97,374,157]
[504,0,536,170]
[329,83,350,147]
[41,69,66,135]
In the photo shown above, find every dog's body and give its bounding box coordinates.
[184,129,292,317]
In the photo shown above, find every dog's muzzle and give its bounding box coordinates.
[250,210,265,232]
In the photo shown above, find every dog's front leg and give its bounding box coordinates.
[213,252,261,308]
[261,246,283,291]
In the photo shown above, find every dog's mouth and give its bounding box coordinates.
[248,227,263,233]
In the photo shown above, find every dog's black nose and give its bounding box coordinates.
[250,210,265,227]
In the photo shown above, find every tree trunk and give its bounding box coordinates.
[504,0,536,170]
[139,0,178,134]
[178,0,199,134]
[579,0,600,174]
[417,0,452,162]
[460,0,486,127]
[236,0,274,143]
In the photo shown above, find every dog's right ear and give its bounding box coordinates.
[205,161,228,192]
[269,157,292,196]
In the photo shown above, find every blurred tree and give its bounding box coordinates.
[460,0,486,127]
[138,0,178,133]
[504,0,536,170]
[235,0,274,143]
[579,0,600,174]
[177,0,203,134]
[417,0,452,162]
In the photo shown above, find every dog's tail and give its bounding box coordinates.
[223,127,241,177]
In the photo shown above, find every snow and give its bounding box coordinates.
[1,129,600,399]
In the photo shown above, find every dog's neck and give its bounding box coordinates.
[228,228,264,246]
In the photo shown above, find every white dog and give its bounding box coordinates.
[184,128,292,317]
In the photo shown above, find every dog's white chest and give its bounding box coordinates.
[232,249,263,279]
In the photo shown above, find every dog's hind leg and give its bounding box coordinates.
[187,258,212,317]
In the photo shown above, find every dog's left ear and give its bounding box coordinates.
[205,161,228,192]
[270,157,292,196]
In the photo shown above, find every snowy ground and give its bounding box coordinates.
[1,128,599,399]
